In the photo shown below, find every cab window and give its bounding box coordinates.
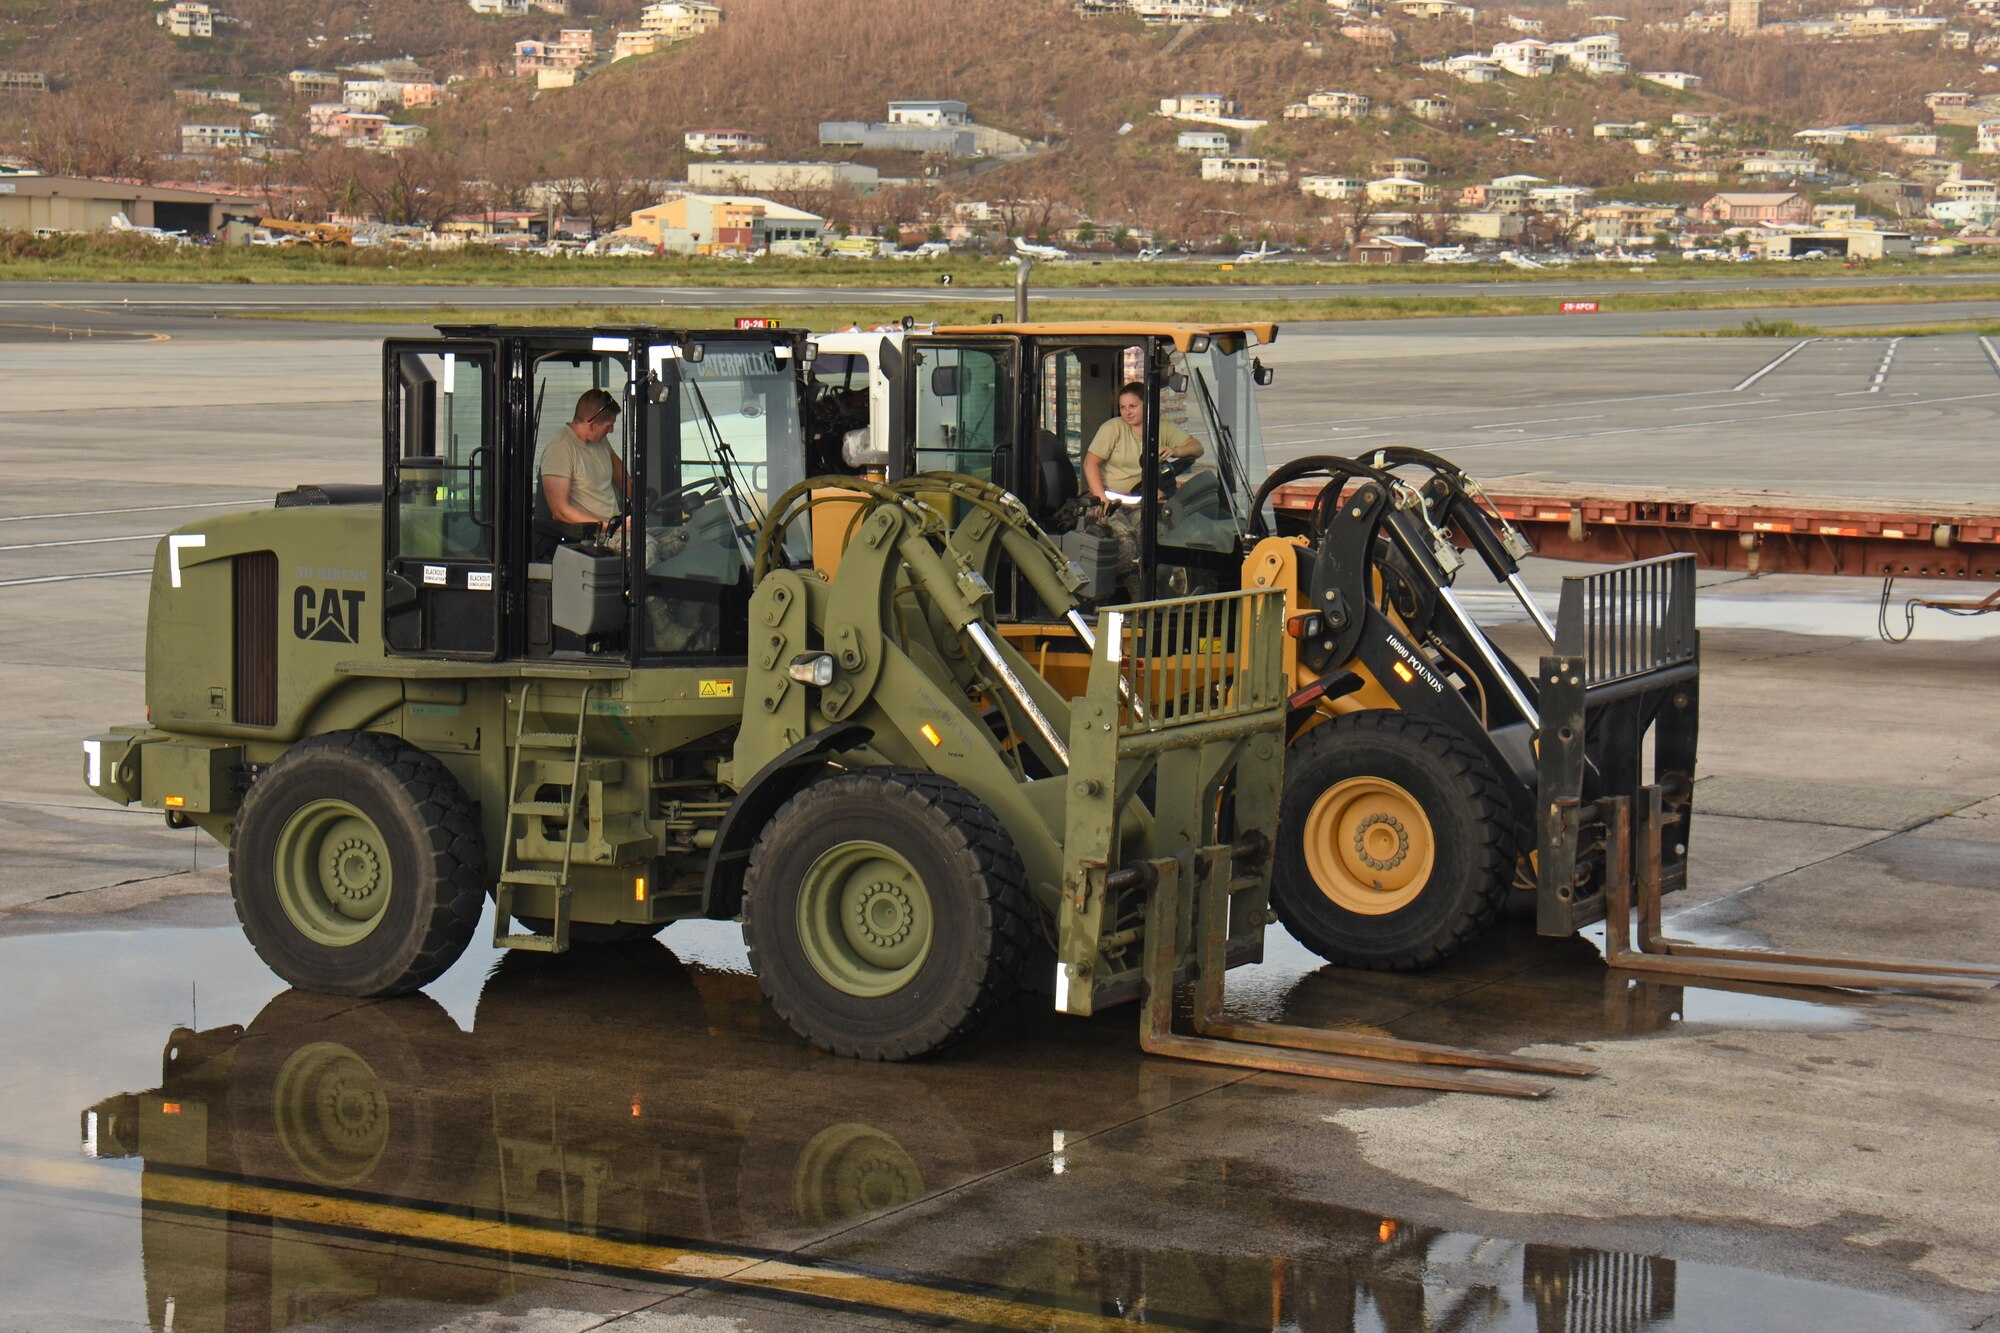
[391,350,493,561]
[914,346,1007,481]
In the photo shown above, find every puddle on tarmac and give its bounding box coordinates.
[0,920,1936,1320]
[3,921,1939,1332]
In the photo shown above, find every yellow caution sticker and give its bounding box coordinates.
[698,679,735,698]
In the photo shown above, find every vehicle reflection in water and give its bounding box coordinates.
[81,941,1909,1332]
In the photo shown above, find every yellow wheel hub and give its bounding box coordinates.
[1301,776,1436,915]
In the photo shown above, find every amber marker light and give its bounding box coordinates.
[1378,1218,1398,1243]
[634,875,646,903]
[162,1103,182,1116]
[920,723,943,747]
[1391,662,1415,684]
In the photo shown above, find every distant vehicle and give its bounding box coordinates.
[1135,246,1164,262]
[1012,237,1071,262]
[107,212,190,247]
[1421,245,1472,264]
[827,235,889,259]
[583,236,655,257]
[256,217,354,249]
[1498,249,1545,270]
[892,241,951,260]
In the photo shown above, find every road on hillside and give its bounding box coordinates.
[1,268,1998,313]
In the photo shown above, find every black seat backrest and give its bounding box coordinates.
[1035,429,1078,520]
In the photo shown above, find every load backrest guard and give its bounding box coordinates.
[1536,554,1700,936]
[1056,587,1287,1016]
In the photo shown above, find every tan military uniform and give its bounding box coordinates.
[1085,416,1199,496]
[540,425,622,521]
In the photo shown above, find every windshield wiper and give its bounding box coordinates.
[1190,366,1243,528]
[681,370,762,569]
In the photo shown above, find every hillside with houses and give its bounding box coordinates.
[4,0,2000,251]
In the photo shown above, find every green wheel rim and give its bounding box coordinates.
[792,1121,926,1226]
[273,798,394,947]
[270,1041,390,1188]
[795,840,933,998]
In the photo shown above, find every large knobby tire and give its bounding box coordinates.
[231,731,487,997]
[1272,711,1512,972]
[227,989,475,1198]
[742,769,1032,1061]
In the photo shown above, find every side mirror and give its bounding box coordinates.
[1253,357,1275,387]
[931,365,960,398]
[1167,371,1189,394]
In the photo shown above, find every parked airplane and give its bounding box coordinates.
[1421,245,1472,264]
[1233,240,1282,263]
[107,212,189,246]
[1013,237,1071,261]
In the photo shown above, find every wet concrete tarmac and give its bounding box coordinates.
[0,899,1981,1332]
[5,312,1999,1331]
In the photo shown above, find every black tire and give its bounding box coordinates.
[227,989,476,1198]
[1272,711,1512,972]
[742,769,1032,1060]
[231,731,487,998]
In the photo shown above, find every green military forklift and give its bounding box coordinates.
[85,324,1596,1095]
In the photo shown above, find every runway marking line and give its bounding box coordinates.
[0,500,254,524]
[1730,339,1814,392]
[1469,414,1607,430]
[0,1156,1162,1333]
[0,320,169,344]
[0,568,151,588]
[0,533,163,553]
[1980,336,2000,378]
[1440,388,2000,454]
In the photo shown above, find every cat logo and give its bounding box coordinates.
[293,585,366,644]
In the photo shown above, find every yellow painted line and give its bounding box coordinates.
[4,1152,1136,1332]
[144,1172,1146,1330]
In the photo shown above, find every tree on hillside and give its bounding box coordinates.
[16,94,174,180]
[353,148,469,228]
[294,147,374,222]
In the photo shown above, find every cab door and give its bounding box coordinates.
[903,337,1018,485]
[382,339,504,658]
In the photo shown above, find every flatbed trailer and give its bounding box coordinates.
[1272,479,2000,581]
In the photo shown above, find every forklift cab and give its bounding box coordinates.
[888,323,1275,614]
[380,326,812,664]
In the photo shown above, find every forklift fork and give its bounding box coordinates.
[1598,787,2000,993]
[1136,852,1598,1099]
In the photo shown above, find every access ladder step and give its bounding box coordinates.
[517,731,583,749]
[509,800,572,817]
[493,933,564,953]
[499,869,567,887]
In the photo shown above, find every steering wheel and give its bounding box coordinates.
[651,476,727,515]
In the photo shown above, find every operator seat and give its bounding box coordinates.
[1033,429,1078,523]
[531,472,599,562]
